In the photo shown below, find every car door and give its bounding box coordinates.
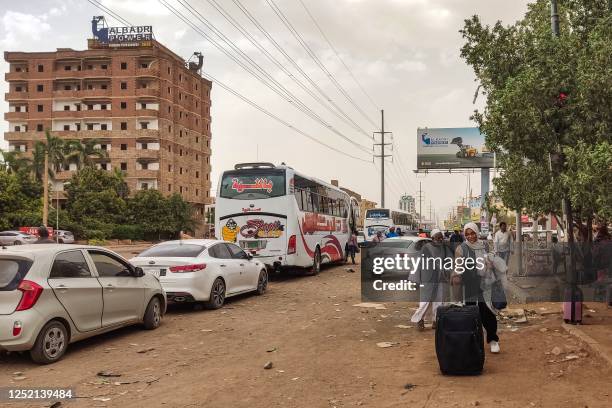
[47,250,103,332]
[208,243,241,295]
[0,232,15,245]
[87,250,145,327]
[226,243,258,292]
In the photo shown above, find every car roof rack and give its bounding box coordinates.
[234,162,276,170]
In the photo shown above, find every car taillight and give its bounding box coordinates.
[15,280,43,311]
[287,235,297,255]
[169,264,207,273]
[13,321,22,336]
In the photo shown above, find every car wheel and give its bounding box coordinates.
[13,241,22,246]
[310,248,321,275]
[205,278,226,309]
[143,297,162,330]
[256,269,268,295]
[30,320,68,364]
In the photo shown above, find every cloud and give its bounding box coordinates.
[0,11,52,47]
[395,60,427,72]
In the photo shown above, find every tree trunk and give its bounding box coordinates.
[43,152,49,227]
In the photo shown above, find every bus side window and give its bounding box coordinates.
[294,189,304,211]
[311,192,319,213]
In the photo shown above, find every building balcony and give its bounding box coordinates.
[53,171,76,181]
[135,149,160,160]
[135,66,159,77]
[54,70,83,79]
[52,110,82,119]
[135,108,159,117]
[135,87,160,97]
[5,91,29,101]
[3,131,42,141]
[81,88,111,98]
[5,71,29,81]
[82,69,111,79]
[53,89,81,98]
[4,111,28,121]
[81,109,113,118]
[134,169,160,178]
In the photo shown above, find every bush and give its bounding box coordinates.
[83,229,107,241]
[88,238,107,246]
[112,224,145,240]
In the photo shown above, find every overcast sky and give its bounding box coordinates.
[0,0,532,225]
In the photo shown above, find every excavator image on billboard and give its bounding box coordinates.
[451,137,494,159]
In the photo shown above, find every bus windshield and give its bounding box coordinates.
[366,209,390,219]
[220,170,286,200]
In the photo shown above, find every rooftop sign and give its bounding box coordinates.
[91,16,153,48]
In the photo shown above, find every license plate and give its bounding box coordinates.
[160,268,166,276]
[240,240,267,250]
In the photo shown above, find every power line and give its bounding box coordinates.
[296,0,379,111]
[203,0,372,140]
[265,0,378,129]
[159,0,372,155]
[86,0,133,26]
[203,71,373,163]
[86,0,374,164]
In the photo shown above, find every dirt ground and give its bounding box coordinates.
[1,252,611,408]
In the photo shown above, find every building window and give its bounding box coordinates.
[63,125,70,131]
[142,183,149,190]
[101,84,108,90]
[101,124,108,130]
[121,163,127,171]
[179,149,183,157]
[196,101,198,108]
[121,143,127,150]
[101,64,108,69]
[64,65,71,71]
[65,85,72,91]
[15,86,23,92]
[168,184,171,191]
[76,123,81,131]
[141,63,148,68]
[141,143,148,149]
[101,104,107,110]
[167,67,170,74]
[179,167,183,175]
[121,123,127,131]
[140,122,149,130]
[196,154,199,161]
[167,86,171,94]
[196,84,198,91]
[196,171,199,178]
[121,82,127,90]
[37,104,43,112]
[120,102,127,109]
[87,64,93,70]
[37,84,43,92]
[141,103,146,109]
[63,105,70,111]
[37,124,43,131]
[179,186,183,193]
[141,162,149,170]
[121,62,127,70]
[196,189,199,196]
[195,136,199,143]
[87,124,94,130]
[168,125,171,132]
[179,130,182,138]
[179,74,182,81]
[87,105,93,110]
[37,65,44,72]
[168,165,172,172]
[87,84,93,90]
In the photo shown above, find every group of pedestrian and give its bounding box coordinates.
[410,222,507,354]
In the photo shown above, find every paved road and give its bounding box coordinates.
[1,257,611,407]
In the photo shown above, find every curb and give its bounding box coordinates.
[561,323,612,368]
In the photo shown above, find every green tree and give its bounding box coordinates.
[64,139,108,169]
[0,167,42,231]
[129,189,174,238]
[460,0,611,222]
[65,167,129,238]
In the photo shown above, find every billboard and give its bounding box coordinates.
[91,16,153,48]
[417,127,494,169]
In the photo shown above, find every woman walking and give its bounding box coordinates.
[411,229,452,330]
[452,222,500,353]
[347,230,358,264]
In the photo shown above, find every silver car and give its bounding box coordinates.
[0,244,166,364]
[53,230,75,244]
[0,231,37,246]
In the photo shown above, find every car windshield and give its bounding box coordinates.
[0,258,33,291]
[138,244,206,258]
[381,240,414,248]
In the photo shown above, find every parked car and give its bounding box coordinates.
[368,236,432,278]
[0,231,37,246]
[53,230,75,244]
[356,231,367,247]
[130,239,268,310]
[0,244,166,364]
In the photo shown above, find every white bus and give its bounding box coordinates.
[215,163,357,274]
[363,208,414,240]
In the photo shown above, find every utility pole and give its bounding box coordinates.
[373,110,392,208]
[43,152,49,227]
[417,182,424,229]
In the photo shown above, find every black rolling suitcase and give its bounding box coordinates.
[435,304,485,375]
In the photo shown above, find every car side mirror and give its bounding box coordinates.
[132,266,145,277]
[246,252,253,260]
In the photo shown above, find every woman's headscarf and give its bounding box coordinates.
[463,222,484,251]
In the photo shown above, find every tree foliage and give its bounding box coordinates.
[460,0,611,220]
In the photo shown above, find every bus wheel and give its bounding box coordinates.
[310,248,321,275]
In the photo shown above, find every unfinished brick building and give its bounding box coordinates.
[4,39,213,228]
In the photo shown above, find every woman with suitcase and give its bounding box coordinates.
[451,222,501,354]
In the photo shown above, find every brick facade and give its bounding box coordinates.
[4,40,213,226]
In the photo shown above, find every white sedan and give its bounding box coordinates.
[130,239,268,309]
